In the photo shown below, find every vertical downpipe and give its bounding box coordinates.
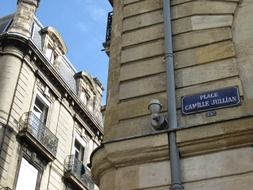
[162,0,184,190]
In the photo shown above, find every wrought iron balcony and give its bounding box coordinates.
[64,155,94,190]
[105,11,113,42]
[103,11,113,55]
[18,112,58,162]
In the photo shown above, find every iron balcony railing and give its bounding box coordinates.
[65,155,94,190]
[105,11,113,43]
[19,112,58,156]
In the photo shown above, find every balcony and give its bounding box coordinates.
[17,112,58,162]
[64,155,94,190]
[103,11,113,55]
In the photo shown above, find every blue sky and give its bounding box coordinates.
[0,0,112,104]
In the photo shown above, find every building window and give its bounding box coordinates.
[74,139,85,162]
[45,45,57,63]
[31,92,50,138]
[16,158,39,190]
[32,94,49,125]
[80,91,87,105]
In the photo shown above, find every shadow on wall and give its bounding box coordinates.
[233,0,253,100]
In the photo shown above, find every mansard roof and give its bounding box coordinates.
[0,14,104,133]
[32,17,78,93]
[0,14,13,33]
[0,15,102,97]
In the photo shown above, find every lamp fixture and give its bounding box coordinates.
[148,99,168,130]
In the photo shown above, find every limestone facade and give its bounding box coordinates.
[91,0,253,189]
[0,0,103,189]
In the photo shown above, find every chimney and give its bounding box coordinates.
[8,0,40,37]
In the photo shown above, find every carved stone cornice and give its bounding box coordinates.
[17,0,40,7]
[91,133,169,184]
[91,117,253,185]
[178,117,253,157]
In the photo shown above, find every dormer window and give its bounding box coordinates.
[80,87,89,105]
[74,71,103,120]
[81,91,93,111]
[45,45,57,63]
[40,26,67,64]
[80,91,86,104]
[87,94,93,111]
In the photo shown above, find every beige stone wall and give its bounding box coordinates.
[93,0,253,189]
[104,0,245,141]
[101,146,253,190]
[233,0,253,100]
[93,131,253,190]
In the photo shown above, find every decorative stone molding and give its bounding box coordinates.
[36,79,56,103]
[40,26,67,55]
[91,133,169,184]
[17,0,40,7]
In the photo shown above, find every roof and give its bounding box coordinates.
[32,17,77,92]
[0,14,13,33]
[0,14,104,127]
[0,15,102,95]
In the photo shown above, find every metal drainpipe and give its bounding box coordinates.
[162,0,184,190]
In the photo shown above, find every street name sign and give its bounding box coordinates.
[181,86,240,115]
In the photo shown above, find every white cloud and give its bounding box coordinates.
[76,22,88,33]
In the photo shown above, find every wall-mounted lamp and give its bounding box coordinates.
[148,99,168,130]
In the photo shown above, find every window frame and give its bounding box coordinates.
[45,44,58,64]
[14,149,44,190]
[31,90,51,125]
[72,132,87,164]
